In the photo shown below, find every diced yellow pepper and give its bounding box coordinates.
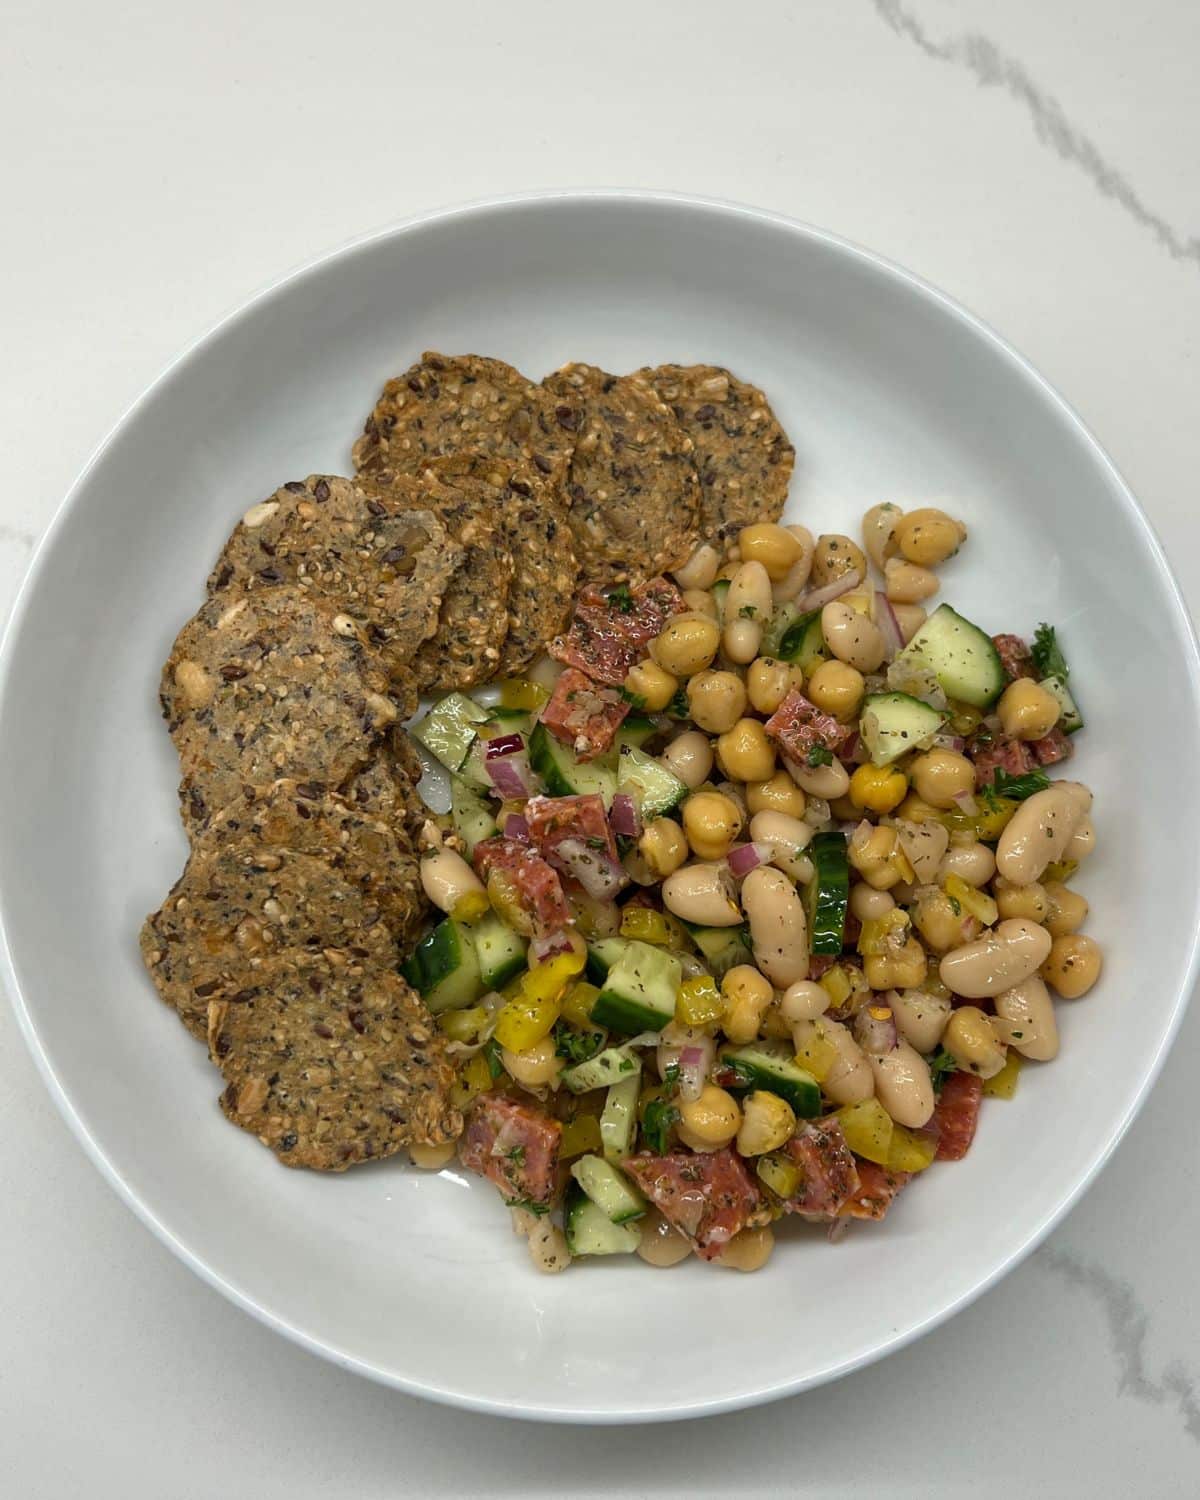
[819,964,854,1011]
[945,699,983,737]
[561,980,600,1028]
[620,907,672,945]
[982,1050,1023,1099]
[451,889,491,924]
[522,951,583,1001]
[485,870,534,936]
[493,984,562,1051]
[793,1024,839,1084]
[449,1052,495,1109]
[886,1124,938,1173]
[888,844,915,884]
[1044,859,1079,884]
[837,1098,895,1165]
[439,1005,489,1043]
[858,907,910,957]
[498,677,549,711]
[756,1153,802,1200]
[676,975,725,1028]
[944,873,999,927]
[559,1114,603,1159]
[842,590,874,617]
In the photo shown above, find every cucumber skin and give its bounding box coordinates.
[806,831,850,955]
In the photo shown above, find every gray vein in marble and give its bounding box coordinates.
[0,524,35,551]
[1038,1246,1200,1442]
[871,0,1200,270]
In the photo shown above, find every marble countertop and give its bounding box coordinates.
[2,1,1198,1493]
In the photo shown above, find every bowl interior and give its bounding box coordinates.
[2,194,1196,1421]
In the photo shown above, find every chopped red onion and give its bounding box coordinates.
[530,930,576,965]
[503,813,531,842]
[874,590,906,659]
[797,568,864,612]
[553,837,629,899]
[677,1044,711,1102]
[854,1003,899,1055]
[933,732,967,753]
[608,792,641,839]
[951,790,979,816]
[486,750,532,801]
[485,732,526,759]
[727,841,771,877]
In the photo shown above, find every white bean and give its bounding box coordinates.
[527,1219,571,1274]
[938,841,996,887]
[891,987,953,1052]
[993,976,1059,1061]
[862,502,902,571]
[819,1018,875,1105]
[661,862,743,926]
[748,810,813,880]
[672,543,721,592]
[723,561,772,663]
[996,782,1093,885]
[939,918,1054,998]
[778,980,830,1024]
[420,848,486,914]
[771,525,816,602]
[821,600,886,673]
[1066,815,1096,862]
[868,1041,935,1128]
[660,730,713,789]
[849,885,896,921]
[741,866,809,987]
[785,756,850,799]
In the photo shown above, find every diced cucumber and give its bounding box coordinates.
[481,706,533,738]
[450,775,499,854]
[456,735,491,791]
[599,1073,641,1164]
[859,692,945,766]
[564,1183,641,1255]
[711,578,731,623]
[617,744,687,818]
[762,601,801,657]
[1041,675,1084,734]
[806,831,850,955]
[585,937,630,985]
[411,693,488,771]
[471,913,527,991]
[686,924,753,978]
[561,1045,642,1094]
[400,919,483,1013]
[776,609,827,675]
[894,603,1006,708]
[591,942,681,1034]
[617,714,658,751]
[571,1154,646,1223]
[720,1046,821,1116]
[529,722,618,801]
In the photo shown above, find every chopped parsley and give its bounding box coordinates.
[585,835,609,850]
[619,687,647,710]
[665,686,691,720]
[660,1062,681,1095]
[553,1022,604,1065]
[641,1097,680,1154]
[947,895,962,916]
[505,1198,551,1216]
[981,768,1050,805]
[482,1037,505,1080]
[1031,622,1069,681]
[806,744,834,767]
[507,1144,526,1165]
[607,584,635,614]
[928,1047,958,1093]
[738,604,758,619]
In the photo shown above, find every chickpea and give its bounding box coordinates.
[716,717,777,783]
[807,659,865,720]
[1044,881,1089,937]
[660,730,714,789]
[811,534,867,587]
[994,876,1049,924]
[716,1224,775,1272]
[864,936,928,991]
[822,600,886,673]
[639,817,689,879]
[771,525,816,603]
[849,884,896,922]
[682,790,743,860]
[677,1084,742,1151]
[939,841,996,888]
[909,748,976,810]
[637,1208,693,1267]
[721,964,775,1044]
[997,678,1061,741]
[410,1141,457,1169]
[738,523,804,581]
[687,670,748,734]
[849,763,909,815]
[892,603,928,644]
[914,888,972,953]
[829,794,860,822]
[747,770,807,819]
[943,1006,1008,1079]
[778,979,830,1024]
[501,1036,564,1089]
[849,823,903,890]
[884,558,939,604]
[1042,933,1102,998]
[651,612,721,678]
[862,502,903,572]
[893,507,967,567]
[747,656,805,716]
[681,588,719,618]
[624,658,678,712]
[736,1091,797,1155]
[672,543,721,592]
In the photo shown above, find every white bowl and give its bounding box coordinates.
[2,191,1197,1424]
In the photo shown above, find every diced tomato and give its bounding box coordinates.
[540,667,629,761]
[472,836,572,935]
[932,1070,983,1161]
[839,1160,912,1220]
[623,1147,769,1260]
[780,1117,861,1217]
[969,730,1035,789]
[993,633,1036,683]
[765,690,852,764]
[1031,726,1074,767]
[458,1094,562,1206]
[526,794,618,863]
[549,578,684,686]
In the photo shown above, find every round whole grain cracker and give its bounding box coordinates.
[343,729,430,845]
[633,363,795,541]
[206,952,461,1171]
[353,351,579,496]
[161,584,401,832]
[542,363,701,585]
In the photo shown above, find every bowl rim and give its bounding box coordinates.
[2,187,1198,1424]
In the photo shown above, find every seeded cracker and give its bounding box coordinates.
[542,363,700,584]
[161,584,399,833]
[353,352,579,497]
[206,473,461,688]
[207,953,460,1170]
[140,842,398,1041]
[633,364,795,541]
[344,729,430,844]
